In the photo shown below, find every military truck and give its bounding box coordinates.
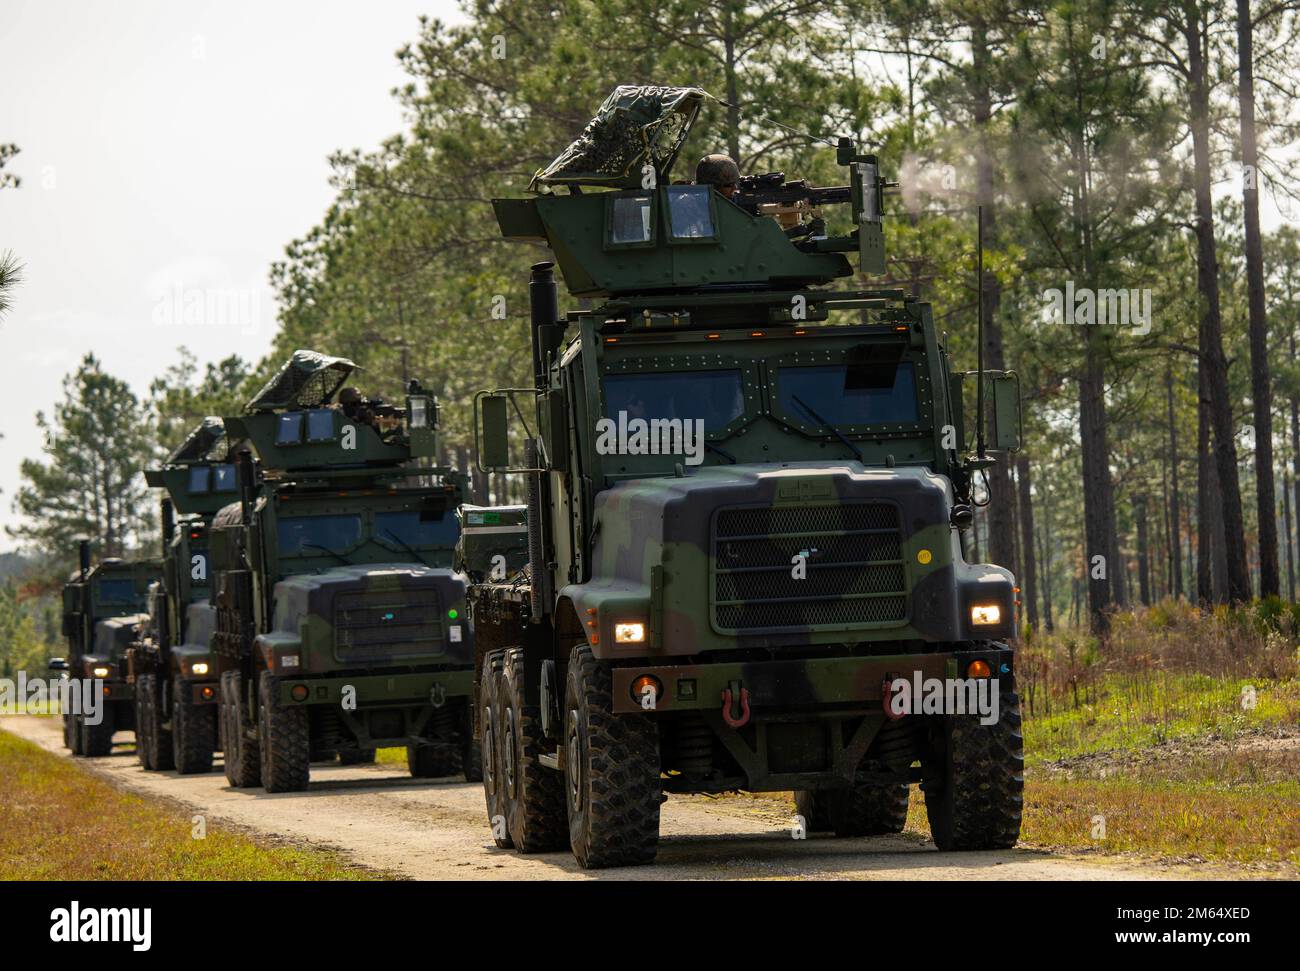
[211,351,480,792]
[128,418,232,773]
[470,86,1024,867]
[50,543,158,756]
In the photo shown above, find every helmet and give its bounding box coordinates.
[338,387,363,406]
[695,154,740,188]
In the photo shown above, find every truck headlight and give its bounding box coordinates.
[92,666,110,678]
[191,662,209,676]
[970,604,1001,626]
[614,622,646,644]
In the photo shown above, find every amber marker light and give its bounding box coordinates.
[630,674,663,705]
[291,684,309,703]
[967,659,992,679]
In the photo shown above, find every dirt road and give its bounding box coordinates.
[0,715,1232,880]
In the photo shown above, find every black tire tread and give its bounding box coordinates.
[172,676,215,774]
[566,644,661,868]
[258,671,310,792]
[924,688,1024,851]
[499,647,567,852]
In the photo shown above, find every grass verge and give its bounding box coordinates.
[0,728,379,880]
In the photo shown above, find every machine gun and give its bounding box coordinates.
[732,172,851,233]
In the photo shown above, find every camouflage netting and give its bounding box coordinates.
[246,350,359,413]
[531,85,711,191]
[168,416,226,465]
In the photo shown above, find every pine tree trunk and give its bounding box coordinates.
[1016,453,1039,630]
[1166,363,1184,598]
[1237,0,1279,597]
[1186,2,1251,602]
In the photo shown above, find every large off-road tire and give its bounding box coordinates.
[481,650,513,849]
[497,647,566,853]
[220,670,261,788]
[797,784,909,837]
[258,671,310,792]
[564,644,661,868]
[79,704,115,757]
[923,688,1024,851]
[794,789,832,832]
[406,740,459,777]
[64,713,82,754]
[338,748,376,765]
[172,676,216,774]
[136,674,175,771]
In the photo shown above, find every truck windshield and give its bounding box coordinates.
[602,370,744,433]
[776,363,919,427]
[374,511,459,550]
[96,579,137,604]
[277,514,363,555]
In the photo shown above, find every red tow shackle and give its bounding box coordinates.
[721,686,751,728]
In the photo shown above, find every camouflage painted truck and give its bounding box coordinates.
[50,543,159,756]
[470,86,1024,867]
[211,351,480,792]
[128,418,233,773]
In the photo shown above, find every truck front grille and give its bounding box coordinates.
[711,503,908,632]
[333,590,443,663]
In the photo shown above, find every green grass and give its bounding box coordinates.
[1023,673,1300,765]
[0,728,383,880]
[376,746,406,767]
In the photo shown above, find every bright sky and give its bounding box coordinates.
[0,0,462,552]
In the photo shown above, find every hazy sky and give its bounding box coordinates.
[0,0,463,551]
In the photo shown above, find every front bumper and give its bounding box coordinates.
[609,648,1011,715]
[276,669,475,708]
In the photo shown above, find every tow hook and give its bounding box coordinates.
[882,673,905,721]
[721,682,751,728]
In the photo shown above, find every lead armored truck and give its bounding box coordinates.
[470,86,1025,867]
[129,418,233,773]
[51,543,159,756]
[212,352,480,792]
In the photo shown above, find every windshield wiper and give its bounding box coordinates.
[791,394,864,463]
[382,530,431,567]
[301,543,351,566]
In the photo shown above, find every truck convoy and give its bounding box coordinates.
[129,418,232,773]
[210,352,480,792]
[470,85,1024,867]
[52,543,159,756]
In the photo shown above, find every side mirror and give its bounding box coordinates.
[476,393,511,471]
[990,372,1021,452]
[48,657,68,671]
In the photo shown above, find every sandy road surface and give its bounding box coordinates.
[0,715,1237,881]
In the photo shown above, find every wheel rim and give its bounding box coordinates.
[566,708,582,813]
[481,705,495,796]
[502,706,517,797]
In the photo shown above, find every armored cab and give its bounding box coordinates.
[472,85,1024,867]
[211,351,480,792]
[51,543,159,756]
[129,418,234,773]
